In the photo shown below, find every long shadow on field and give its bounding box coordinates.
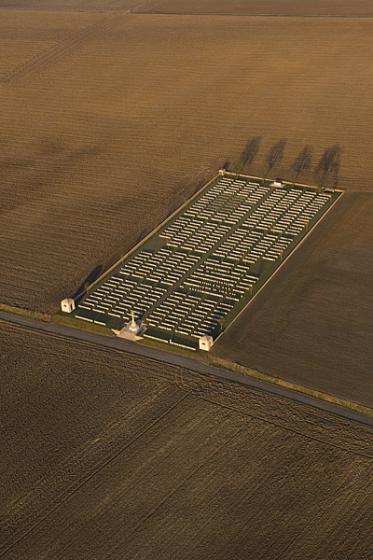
[237,136,262,172]
[265,139,287,177]
[292,144,314,177]
[67,145,101,163]
[221,160,231,171]
[315,144,342,187]
[39,139,100,164]
[73,264,103,303]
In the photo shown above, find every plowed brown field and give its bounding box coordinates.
[1,5,373,407]
[0,0,141,10]
[1,320,372,560]
[1,12,373,314]
[5,0,373,17]
[137,0,373,17]
[215,192,373,408]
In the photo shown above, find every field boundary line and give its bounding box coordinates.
[1,309,372,428]
[214,189,344,344]
[222,169,344,193]
[132,11,373,20]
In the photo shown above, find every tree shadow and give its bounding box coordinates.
[66,145,101,163]
[39,138,65,156]
[265,139,287,176]
[73,264,103,303]
[238,136,261,171]
[315,144,342,187]
[292,145,313,177]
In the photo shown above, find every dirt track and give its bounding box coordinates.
[3,309,371,425]
[0,321,372,559]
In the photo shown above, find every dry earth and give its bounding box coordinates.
[1,6,373,405]
[0,1,142,11]
[4,1,373,17]
[137,0,373,17]
[215,192,373,408]
[1,12,373,314]
[0,320,372,560]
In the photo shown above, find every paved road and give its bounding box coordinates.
[1,310,372,427]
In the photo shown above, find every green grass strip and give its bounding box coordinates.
[208,355,373,418]
[0,303,51,322]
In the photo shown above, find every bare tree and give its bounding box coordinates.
[315,144,342,188]
[238,136,261,171]
[266,139,287,175]
[292,145,313,177]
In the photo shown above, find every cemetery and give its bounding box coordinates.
[70,172,341,350]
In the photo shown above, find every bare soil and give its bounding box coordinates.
[4,1,373,17]
[0,320,372,560]
[1,7,373,409]
[137,0,373,17]
[215,192,373,408]
[1,13,373,314]
[0,0,141,11]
